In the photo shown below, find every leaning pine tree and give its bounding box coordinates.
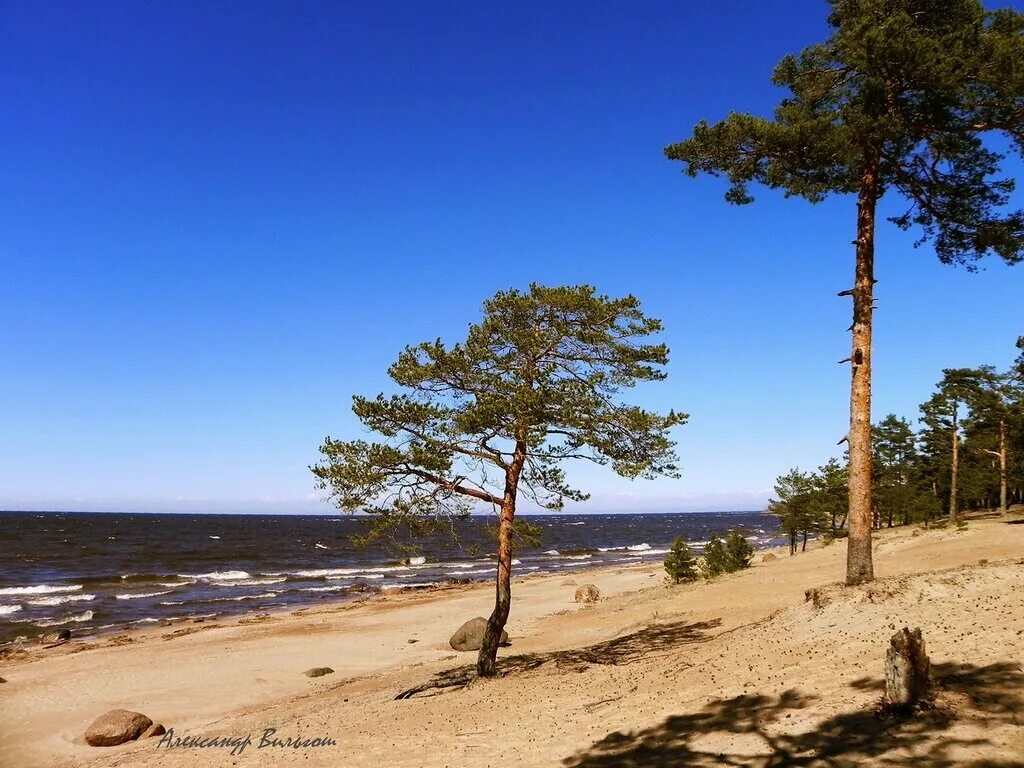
[313,284,685,676]
[665,0,1024,585]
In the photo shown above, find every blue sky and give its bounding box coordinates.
[2,0,1022,514]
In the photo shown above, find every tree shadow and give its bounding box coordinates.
[562,661,1023,768]
[396,618,721,699]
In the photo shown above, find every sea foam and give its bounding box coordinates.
[115,591,173,600]
[0,584,83,596]
[27,594,96,606]
[178,570,251,581]
[36,610,94,627]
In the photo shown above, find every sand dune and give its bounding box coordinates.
[2,512,1022,767]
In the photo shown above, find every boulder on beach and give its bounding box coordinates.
[449,617,510,652]
[303,667,335,678]
[85,709,153,747]
[574,584,601,603]
[762,553,778,563]
[140,723,166,739]
[561,579,577,586]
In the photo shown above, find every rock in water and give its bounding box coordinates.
[85,709,153,747]
[303,667,335,678]
[885,627,929,707]
[574,585,601,603]
[140,723,166,738]
[449,617,510,651]
[762,553,778,562]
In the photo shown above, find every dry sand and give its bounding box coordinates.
[1,511,1022,767]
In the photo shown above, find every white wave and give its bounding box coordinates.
[562,554,592,560]
[294,568,360,578]
[511,559,521,565]
[0,605,23,615]
[0,584,83,596]
[405,556,426,566]
[597,543,650,553]
[158,581,195,588]
[36,610,94,627]
[210,592,278,602]
[209,535,221,540]
[211,577,286,587]
[315,543,328,550]
[301,585,349,592]
[630,548,669,556]
[131,618,160,624]
[27,594,96,607]
[158,601,186,606]
[295,565,410,578]
[178,570,251,581]
[450,569,492,576]
[115,591,173,600]
[568,521,586,525]
[543,549,560,555]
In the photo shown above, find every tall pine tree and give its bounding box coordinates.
[666,0,1024,584]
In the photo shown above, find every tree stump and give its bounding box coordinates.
[884,627,929,707]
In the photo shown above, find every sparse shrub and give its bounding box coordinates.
[700,531,754,578]
[700,536,728,578]
[725,530,754,569]
[664,536,697,584]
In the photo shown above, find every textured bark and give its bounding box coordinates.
[998,420,1008,513]
[846,150,878,586]
[476,439,526,677]
[949,405,960,522]
[885,627,930,707]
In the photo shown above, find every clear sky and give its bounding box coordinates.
[2,0,1022,514]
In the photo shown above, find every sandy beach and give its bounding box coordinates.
[2,511,1022,768]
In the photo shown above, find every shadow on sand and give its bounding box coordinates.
[396,618,722,699]
[562,661,1023,768]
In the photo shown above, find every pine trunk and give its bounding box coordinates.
[949,406,959,522]
[846,150,878,586]
[998,419,1008,513]
[476,440,526,677]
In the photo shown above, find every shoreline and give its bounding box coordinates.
[2,510,1022,767]
[0,511,786,647]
